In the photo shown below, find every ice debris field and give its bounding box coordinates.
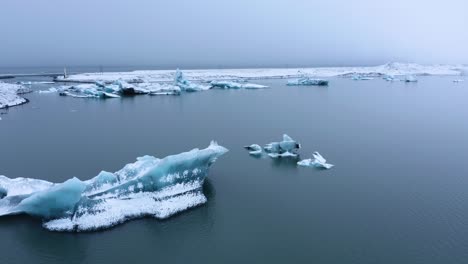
[1,62,467,110]
[245,134,334,169]
[0,142,228,231]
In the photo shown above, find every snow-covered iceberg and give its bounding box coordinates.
[46,80,181,98]
[0,82,29,109]
[211,81,268,89]
[264,134,301,158]
[174,69,211,92]
[0,142,228,232]
[244,144,263,155]
[287,77,328,86]
[297,152,334,169]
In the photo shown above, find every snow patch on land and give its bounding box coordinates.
[56,63,467,84]
[0,82,29,109]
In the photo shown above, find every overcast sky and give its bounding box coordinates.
[0,0,467,68]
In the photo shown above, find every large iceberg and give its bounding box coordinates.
[264,134,301,158]
[0,82,29,109]
[0,142,228,231]
[210,80,268,89]
[297,152,334,169]
[287,77,328,86]
[174,69,211,92]
[45,80,181,98]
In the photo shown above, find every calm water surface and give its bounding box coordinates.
[1,76,468,264]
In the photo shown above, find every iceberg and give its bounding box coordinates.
[211,81,268,89]
[174,69,211,92]
[138,82,181,95]
[297,152,334,169]
[0,142,228,231]
[453,79,464,83]
[351,74,374,80]
[244,144,263,155]
[404,75,418,82]
[52,80,181,98]
[0,82,29,109]
[287,78,328,86]
[264,134,301,158]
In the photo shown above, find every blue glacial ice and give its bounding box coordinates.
[244,144,263,155]
[264,134,301,158]
[0,142,228,231]
[174,69,211,92]
[287,78,328,86]
[297,152,334,169]
[211,80,268,89]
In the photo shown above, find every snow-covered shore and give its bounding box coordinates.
[0,82,29,109]
[56,62,467,84]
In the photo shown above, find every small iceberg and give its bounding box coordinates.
[174,69,211,92]
[383,75,399,81]
[244,144,263,155]
[264,134,301,158]
[351,74,374,81]
[453,79,464,83]
[0,142,228,231]
[138,83,181,95]
[297,152,334,169]
[211,81,268,89]
[404,75,418,82]
[287,78,328,86]
[38,87,59,94]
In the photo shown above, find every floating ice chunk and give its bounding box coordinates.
[404,75,418,82]
[211,81,268,89]
[383,75,399,81]
[244,144,263,155]
[175,69,211,92]
[264,134,301,158]
[38,87,59,94]
[138,83,181,95]
[351,74,374,80]
[0,142,228,231]
[453,79,464,83]
[297,152,334,169]
[287,78,328,86]
[0,82,28,109]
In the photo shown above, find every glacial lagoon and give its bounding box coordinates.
[1,76,468,263]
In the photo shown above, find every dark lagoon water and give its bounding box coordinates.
[1,76,468,263]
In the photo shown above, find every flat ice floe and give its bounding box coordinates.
[55,62,467,84]
[0,142,228,232]
[0,82,29,109]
